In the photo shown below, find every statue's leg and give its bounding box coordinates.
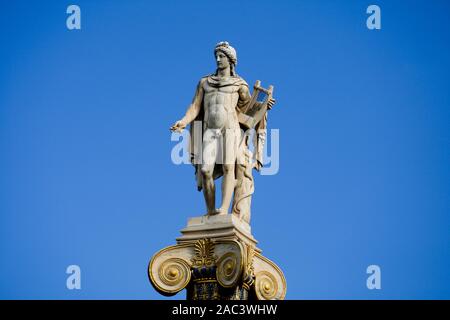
[218,128,239,214]
[219,163,235,214]
[201,129,218,215]
[201,164,215,215]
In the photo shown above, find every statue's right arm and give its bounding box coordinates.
[170,79,204,132]
[181,79,204,124]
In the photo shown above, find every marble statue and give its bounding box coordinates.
[170,41,275,221]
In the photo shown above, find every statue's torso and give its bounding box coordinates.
[202,76,243,130]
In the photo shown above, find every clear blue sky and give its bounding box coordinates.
[0,0,449,299]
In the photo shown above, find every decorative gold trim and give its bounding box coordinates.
[255,271,278,300]
[242,243,255,289]
[254,253,287,300]
[193,279,218,283]
[158,257,190,292]
[246,245,255,274]
[191,238,217,268]
[215,240,245,288]
[215,239,245,268]
[216,252,241,288]
[148,243,192,295]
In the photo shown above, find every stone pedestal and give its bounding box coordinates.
[148,214,286,300]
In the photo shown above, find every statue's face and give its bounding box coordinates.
[215,51,230,70]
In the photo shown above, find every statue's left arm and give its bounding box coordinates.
[237,84,252,112]
[237,84,276,112]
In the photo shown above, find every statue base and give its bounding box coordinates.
[148,214,286,300]
[177,214,259,250]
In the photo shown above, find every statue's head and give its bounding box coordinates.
[214,41,237,76]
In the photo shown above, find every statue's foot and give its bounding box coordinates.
[215,208,228,215]
[205,208,228,216]
[204,209,219,216]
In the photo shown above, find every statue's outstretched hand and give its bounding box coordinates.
[170,120,187,132]
[267,97,276,110]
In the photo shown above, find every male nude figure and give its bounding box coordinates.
[170,42,274,215]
